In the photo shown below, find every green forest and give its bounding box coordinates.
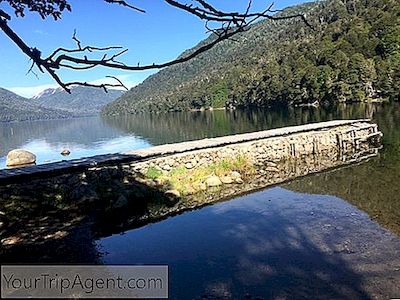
[103,0,400,115]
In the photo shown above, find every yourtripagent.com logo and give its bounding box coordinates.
[1,265,168,298]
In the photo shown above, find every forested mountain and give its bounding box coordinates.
[0,88,73,122]
[103,0,400,115]
[32,86,123,115]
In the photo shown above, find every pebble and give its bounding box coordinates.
[220,176,233,184]
[162,164,171,171]
[267,161,278,168]
[266,167,279,172]
[61,149,71,156]
[230,171,242,179]
[206,176,222,187]
[166,159,176,167]
[235,178,244,184]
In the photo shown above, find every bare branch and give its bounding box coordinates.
[64,76,128,92]
[0,9,11,21]
[104,0,146,13]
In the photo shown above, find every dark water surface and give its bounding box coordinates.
[98,188,400,299]
[1,103,400,299]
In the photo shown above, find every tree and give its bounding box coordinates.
[0,0,309,93]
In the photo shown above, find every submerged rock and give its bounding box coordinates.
[61,149,71,156]
[1,236,20,246]
[6,149,36,167]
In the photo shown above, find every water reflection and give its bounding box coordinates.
[0,103,387,169]
[1,103,399,235]
[284,103,400,235]
[97,187,400,299]
[0,129,380,249]
[102,103,381,145]
[0,117,151,168]
[1,103,400,298]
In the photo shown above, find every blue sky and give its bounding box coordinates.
[0,0,313,97]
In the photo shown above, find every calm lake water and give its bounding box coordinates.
[1,103,400,298]
[0,103,390,167]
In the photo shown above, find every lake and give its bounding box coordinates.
[0,103,387,168]
[1,103,400,299]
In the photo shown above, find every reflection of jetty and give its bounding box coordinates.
[0,120,382,248]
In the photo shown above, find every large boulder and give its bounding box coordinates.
[6,149,36,167]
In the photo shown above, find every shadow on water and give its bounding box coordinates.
[3,185,399,298]
[0,167,179,263]
[0,125,382,264]
[97,188,400,299]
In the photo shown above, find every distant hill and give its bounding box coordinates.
[32,86,124,115]
[0,88,73,122]
[102,0,400,115]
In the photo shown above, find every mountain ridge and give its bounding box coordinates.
[0,85,124,122]
[102,0,399,115]
[32,86,124,115]
[0,87,74,122]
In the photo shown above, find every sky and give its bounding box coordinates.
[0,0,313,98]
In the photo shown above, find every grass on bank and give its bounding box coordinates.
[146,155,255,195]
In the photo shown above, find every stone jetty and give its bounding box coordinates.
[0,120,383,246]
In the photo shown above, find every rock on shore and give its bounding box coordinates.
[6,149,36,167]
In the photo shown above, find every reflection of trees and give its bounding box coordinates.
[0,117,125,157]
[285,103,400,235]
[102,103,383,146]
[0,102,388,158]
